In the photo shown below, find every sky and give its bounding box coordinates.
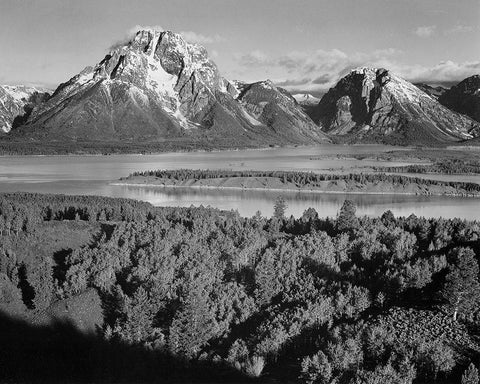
[0,0,479,94]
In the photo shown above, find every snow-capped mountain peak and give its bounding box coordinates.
[9,29,328,146]
[293,93,321,105]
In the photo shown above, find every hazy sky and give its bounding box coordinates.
[1,0,479,93]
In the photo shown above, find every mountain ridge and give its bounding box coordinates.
[1,29,479,150]
[309,67,479,145]
[438,75,480,123]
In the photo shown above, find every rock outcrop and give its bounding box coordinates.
[311,67,479,145]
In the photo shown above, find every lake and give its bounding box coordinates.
[1,145,479,220]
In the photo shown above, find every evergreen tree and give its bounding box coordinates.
[442,247,480,320]
[337,200,359,233]
[462,363,480,384]
[300,351,332,384]
[169,291,219,358]
[273,196,287,219]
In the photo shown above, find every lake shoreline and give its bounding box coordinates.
[0,143,413,158]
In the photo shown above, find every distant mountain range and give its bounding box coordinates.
[1,29,479,150]
[293,93,321,106]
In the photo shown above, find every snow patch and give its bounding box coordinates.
[386,76,433,103]
[241,108,263,126]
[1,123,11,133]
[2,85,35,101]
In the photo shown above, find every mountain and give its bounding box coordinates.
[310,67,479,145]
[438,75,480,122]
[234,81,328,143]
[293,93,321,106]
[414,83,447,100]
[0,85,49,133]
[10,30,327,147]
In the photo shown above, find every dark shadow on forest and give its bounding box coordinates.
[0,311,252,383]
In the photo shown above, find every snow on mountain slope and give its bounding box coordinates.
[293,93,321,106]
[0,85,48,133]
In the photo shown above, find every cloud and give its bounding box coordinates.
[179,31,225,44]
[403,60,480,84]
[414,25,437,38]
[232,47,402,90]
[236,50,270,67]
[231,47,478,92]
[129,25,164,35]
[445,25,474,35]
[276,78,312,86]
[109,25,165,50]
[109,26,224,51]
[312,74,333,85]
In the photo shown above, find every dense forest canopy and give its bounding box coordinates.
[1,193,480,383]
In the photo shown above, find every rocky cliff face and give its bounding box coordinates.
[312,67,479,145]
[0,86,49,133]
[438,75,480,122]
[12,29,327,146]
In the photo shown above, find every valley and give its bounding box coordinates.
[1,2,480,382]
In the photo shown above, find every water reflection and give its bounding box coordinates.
[116,185,480,220]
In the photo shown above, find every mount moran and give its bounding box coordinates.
[1,29,479,150]
[4,30,327,148]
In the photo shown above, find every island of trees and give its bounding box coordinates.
[1,192,480,383]
[120,169,480,196]
[373,159,480,175]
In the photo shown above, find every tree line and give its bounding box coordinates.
[373,159,480,175]
[127,168,480,193]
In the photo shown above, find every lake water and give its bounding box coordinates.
[1,145,479,220]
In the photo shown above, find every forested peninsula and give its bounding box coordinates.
[119,169,480,197]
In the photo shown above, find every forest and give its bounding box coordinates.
[125,168,480,194]
[1,192,480,383]
[0,139,244,156]
[373,159,480,175]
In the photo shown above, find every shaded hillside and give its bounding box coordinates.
[439,75,480,122]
